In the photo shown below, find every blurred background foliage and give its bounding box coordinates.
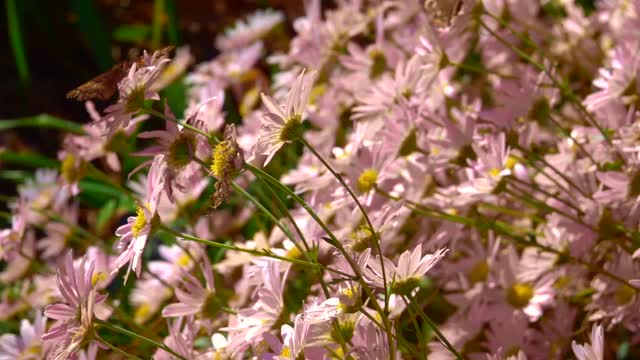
[1,0,307,149]
[0,0,308,197]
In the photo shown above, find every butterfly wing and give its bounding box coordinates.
[66,62,130,101]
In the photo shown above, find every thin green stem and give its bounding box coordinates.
[377,189,640,292]
[6,0,29,86]
[245,163,397,356]
[405,293,465,360]
[144,107,211,139]
[159,225,319,268]
[96,319,187,360]
[99,337,144,360]
[298,138,391,312]
[151,0,165,49]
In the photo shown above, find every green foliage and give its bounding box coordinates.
[0,114,83,134]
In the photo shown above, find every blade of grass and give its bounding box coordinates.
[6,0,30,86]
[151,0,165,49]
[69,0,112,71]
[0,151,59,168]
[165,0,179,45]
[0,114,83,134]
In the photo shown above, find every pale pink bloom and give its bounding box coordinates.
[364,244,448,293]
[572,324,604,360]
[264,314,312,360]
[43,252,106,360]
[0,312,46,360]
[15,169,69,225]
[103,50,170,135]
[37,203,78,259]
[0,230,35,283]
[584,40,640,112]
[215,9,283,50]
[113,154,166,281]
[250,69,316,166]
[224,260,289,355]
[66,101,145,172]
[150,45,193,92]
[349,318,394,360]
[459,133,514,196]
[162,256,215,317]
[0,200,28,261]
[153,318,196,360]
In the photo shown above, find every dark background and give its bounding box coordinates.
[0,0,306,154]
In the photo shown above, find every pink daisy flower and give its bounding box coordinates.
[112,154,166,281]
[250,69,316,166]
[43,252,106,360]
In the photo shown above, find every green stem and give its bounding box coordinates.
[159,225,319,268]
[298,138,390,309]
[377,189,640,292]
[245,162,397,360]
[405,294,465,360]
[151,0,165,49]
[6,0,29,87]
[99,337,144,360]
[96,319,187,360]
[144,107,211,139]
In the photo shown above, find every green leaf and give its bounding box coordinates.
[0,150,59,168]
[151,0,166,49]
[165,0,179,45]
[0,170,28,182]
[69,0,113,71]
[0,114,83,134]
[113,24,150,43]
[96,199,118,233]
[6,0,30,86]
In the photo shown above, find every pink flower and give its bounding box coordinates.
[0,312,46,359]
[162,256,216,318]
[250,69,316,166]
[112,154,166,281]
[215,9,283,51]
[43,252,106,360]
[103,50,170,135]
[365,245,448,294]
[572,324,604,360]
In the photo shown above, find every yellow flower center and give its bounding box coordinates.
[614,284,635,305]
[506,283,534,308]
[134,303,151,324]
[505,156,518,170]
[489,167,502,178]
[369,50,387,79]
[176,253,191,267]
[91,271,107,287]
[468,260,489,284]
[60,154,86,184]
[279,346,292,358]
[211,141,234,179]
[357,169,378,193]
[279,114,303,142]
[131,205,148,238]
[125,86,146,113]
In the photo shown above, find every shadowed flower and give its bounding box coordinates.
[571,324,604,360]
[103,50,170,135]
[0,312,46,359]
[215,9,284,50]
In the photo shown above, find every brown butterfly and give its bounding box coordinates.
[66,46,174,101]
[425,0,464,27]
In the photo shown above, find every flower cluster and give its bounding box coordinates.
[2,0,640,359]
